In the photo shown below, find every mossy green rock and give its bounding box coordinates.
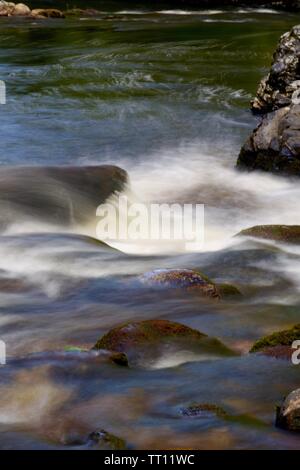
[217,283,242,298]
[250,324,300,353]
[93,319,235,367]
[237,225,300,244]
[88,429,126,450]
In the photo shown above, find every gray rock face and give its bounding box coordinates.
[276,389,300,431]
[237,25,300,176]
[252,26,300,114]
[237,105,300,175]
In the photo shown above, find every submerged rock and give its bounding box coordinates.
[251,25,300,114]
[276,389,300,431]
[140,269,220,300]
[250,324,300,354]
[0,165,127,230]
[236,225,300,244]
[87,429,126,450]
[93,319,234,367]
[64,8,104,18]
[180,403,227,419]
[216,283,242,298]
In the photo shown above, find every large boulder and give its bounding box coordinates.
[0,165,127,229]
[31,8,65,19]
[237,104,300,175]
[237,25,300,176]
[252,26,300,114]
[93,319,235,367]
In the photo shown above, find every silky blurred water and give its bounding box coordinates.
[1,5,300,449]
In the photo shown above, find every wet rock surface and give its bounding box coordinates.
[237,25,300,176]
[0,1,65,18]
[93,319,235,367]
[180,403,228,419]
[276,388,300,431]
[250,324,300,353]
[237,105,300,175]
[236,225,300,244]
[251,25,300,114]
[140,269,220,299]
[87,429,127,450]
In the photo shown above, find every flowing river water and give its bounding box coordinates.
[1,4,300,449]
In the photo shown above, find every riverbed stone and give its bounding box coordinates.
[93,319,234,367]
[237,104,300,175]
[236,225,300,244]
[31,8,65,19]
[140,269,220,299]
[250,324,300,353]
[12,3,30,16]
[0,1,15,15]
[87,429,126,450]
[216,283,242,298]
[180,403,228,419]
[276,389,300,431]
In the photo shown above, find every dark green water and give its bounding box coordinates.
[1,6,300,449]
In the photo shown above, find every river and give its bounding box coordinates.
[0,4,300,449]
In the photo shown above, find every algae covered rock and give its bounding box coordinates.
[250,324,300,353]
[87,429,126,450]
[276,389,300,431]
[140,269,220,300]
[216,283,242,298]
[93,319,234,367]
[236,225,300,244]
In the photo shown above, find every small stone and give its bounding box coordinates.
[12,3,30,16]
[140,269,220,300]
[276,389,300,431]
[180,403,227,419]
[87,429,126,450]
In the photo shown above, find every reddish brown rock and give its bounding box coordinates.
[93,319,234,367]
[140,269,220,300]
